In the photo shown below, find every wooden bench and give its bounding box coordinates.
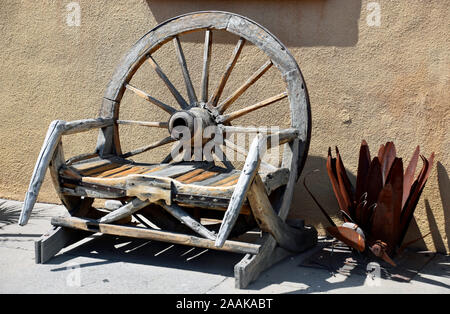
[19,11,317,289]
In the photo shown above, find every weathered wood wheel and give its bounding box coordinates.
[21,11,315,288]
[96,11,311,222]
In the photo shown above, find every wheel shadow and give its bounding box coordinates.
[145,0,362,47]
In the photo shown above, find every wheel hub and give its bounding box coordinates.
[168,107,215,140]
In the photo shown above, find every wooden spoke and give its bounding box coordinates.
[219,125,291,134]
[218,92,288,123]
[121,136,175,158]
[125,84,176,114]
[147,55,189,109]
[201,30,212,104]
[208,38,246,107]
[217,60,273,114]
[117,120,168,128]
[173,36,198,105]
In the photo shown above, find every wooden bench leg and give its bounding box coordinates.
[34,226,91,264]
[234,234,291,289]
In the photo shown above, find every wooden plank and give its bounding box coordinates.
[99,198,151,224]
[147,55,189,109]
[201,29,212,103]
[159,202,216,240]
[212,173,241,186]
[215,134,265,247]
[51,216,260,255]
[209,37,246,107]
[175,168,205,182]
[217,60,273,114]
[61,187,125,199]
[96,164,133,178]
[35,226,91,264]
[148,164,201,178]
[183,170,218,184]
[173,36,197,105]
[19,120,65,225]
[107,166,150,178]
[125,84,176,114]
[193,170,239,186]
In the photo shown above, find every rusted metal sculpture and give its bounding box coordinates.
[314,141,434,266]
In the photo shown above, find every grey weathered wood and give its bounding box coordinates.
[215,134,265,247]
[61,187,124,199]
[62,118,114,135]
[217,60,273,114]
[234,234,291,288]
[173,36,197,105]
[51,216,260,255]
[125,84,176,114]
[32,12,314,290]
[159,202,216,240]
[247,175,317,252]
[209,37,246,107]
[120,136,174,158]
[116,120,168,128]
[149,163,204,178]
[147,55,189,109]
[34,226,91,264]
[218,92,288,123]
[20,120,65,225]
[99,197,151,223]
[20,118,113,225]
[201,29,212,104]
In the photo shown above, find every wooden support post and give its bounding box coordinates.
[19,118,114,226]
[215,134,266,247]
[34,226,91,264]
[51,216,260,255]
[247,175,317,252]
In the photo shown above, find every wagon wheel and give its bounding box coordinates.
[95,11,311,226]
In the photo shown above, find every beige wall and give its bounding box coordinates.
[1,1,448,252]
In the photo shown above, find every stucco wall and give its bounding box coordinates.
[0,0,448,252]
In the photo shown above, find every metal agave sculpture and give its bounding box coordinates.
[323,141,434,266]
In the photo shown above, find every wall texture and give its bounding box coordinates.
[0,0,448,252]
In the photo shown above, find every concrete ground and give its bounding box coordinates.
[0,199,449,294]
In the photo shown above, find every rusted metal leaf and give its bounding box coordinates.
[402,145,420,209]
[398,153,434,246]
[385,158,403,245]
[335,147,354,217]
[371,184,396,254]
[380,142,397,185]
[327,225,366,252]
[326,147,347,216]
[355,140,371,203]
[366,157,383,207]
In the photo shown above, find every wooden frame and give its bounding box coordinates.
[19,11,316,289]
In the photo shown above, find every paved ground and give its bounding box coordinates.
[0,199,449,294]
